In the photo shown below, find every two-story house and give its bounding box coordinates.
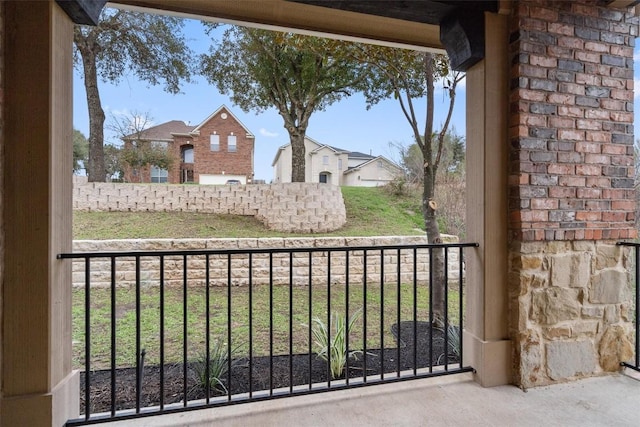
[122,105,255,184]
[272,136,401,186]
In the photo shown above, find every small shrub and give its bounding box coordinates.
[435,323,461,364]
[308,310,363,379]
[384,177,408,196]
[191,338,239,393]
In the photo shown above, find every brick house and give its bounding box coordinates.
[122,105,255,184]
[272,136,402,186]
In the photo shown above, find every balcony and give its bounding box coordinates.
[60,242,477,425]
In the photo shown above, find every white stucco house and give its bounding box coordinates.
[272,137,402,186]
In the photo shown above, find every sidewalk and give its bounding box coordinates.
[109,370,640,427]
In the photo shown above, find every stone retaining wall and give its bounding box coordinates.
[510,241,634,387]
[72,235,462,288]
[73,182,346,233]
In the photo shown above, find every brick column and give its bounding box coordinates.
[508,0,638,387]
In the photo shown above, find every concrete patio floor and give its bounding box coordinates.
[108,370,640,427]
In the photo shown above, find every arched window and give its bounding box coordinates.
[182,145,194,163]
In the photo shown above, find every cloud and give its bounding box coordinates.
[105,107,155,128]
[635,79,640,98]
[259,128,279,137]
[107,107,129,117]
[634,51,640,62]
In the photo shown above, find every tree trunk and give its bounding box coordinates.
[289,131,306,183]
[80,47,107,182]
[423,161,446,326]
[420,53,446,325]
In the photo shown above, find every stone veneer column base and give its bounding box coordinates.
[1,370,79,427]
[463,332,512,387]
[510,241,634,388]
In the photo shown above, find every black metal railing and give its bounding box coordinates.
[617,241,640,373]
[59,242,477,425]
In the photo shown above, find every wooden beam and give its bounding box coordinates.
[604,0,639,8]
[55,0,107,25]
[440,10,485,71]
[114,0,443,50]
[2,1,79,424]
[464,11,511,387]
[288,0,455,25]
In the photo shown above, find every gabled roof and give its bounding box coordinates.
[271,136,399,174]
[348,151,375,160]
[309,143,349,155]
[271,136,342,166]
[121,105,255,142]
[191,105,255,138]
[123,120,194,141]
[343,155,402,175]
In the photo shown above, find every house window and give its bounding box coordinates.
[228,135,237,152]
[182,146,194,163]
[210,134,220,151]
[151,140,169,151]
[150,166,168,183]
[377,160,383,168]
[323,155,329,165]
[338,159,343,170]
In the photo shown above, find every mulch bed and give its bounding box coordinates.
[80,322,459,415]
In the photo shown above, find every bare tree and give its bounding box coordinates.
[355,46,464,324]
[108,111,175,183]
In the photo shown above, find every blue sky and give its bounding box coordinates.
[73,16,638,182]
[73,18,466,182]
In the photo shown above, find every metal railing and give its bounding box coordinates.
[617,242,640,373]
[59,242,477,425]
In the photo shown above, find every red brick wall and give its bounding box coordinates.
[123,107,255,184]
[169,106,254,184]
[509,0,638,241]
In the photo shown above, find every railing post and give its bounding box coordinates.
[618,242,640,373]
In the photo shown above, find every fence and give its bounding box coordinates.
[59,242,477,425]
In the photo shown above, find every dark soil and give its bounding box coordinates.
[81,322,459,415]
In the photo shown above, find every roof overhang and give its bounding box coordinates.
[603,0,640,8]
[113,0,444,51]
[111,0,637,71]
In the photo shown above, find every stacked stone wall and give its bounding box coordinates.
[73,182,346,233]
[71,236,462,288]
[510,241,634,387]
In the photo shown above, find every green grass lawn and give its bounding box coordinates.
[73,186,426,240]
[72,185,450,372]
[74,283,461,370]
